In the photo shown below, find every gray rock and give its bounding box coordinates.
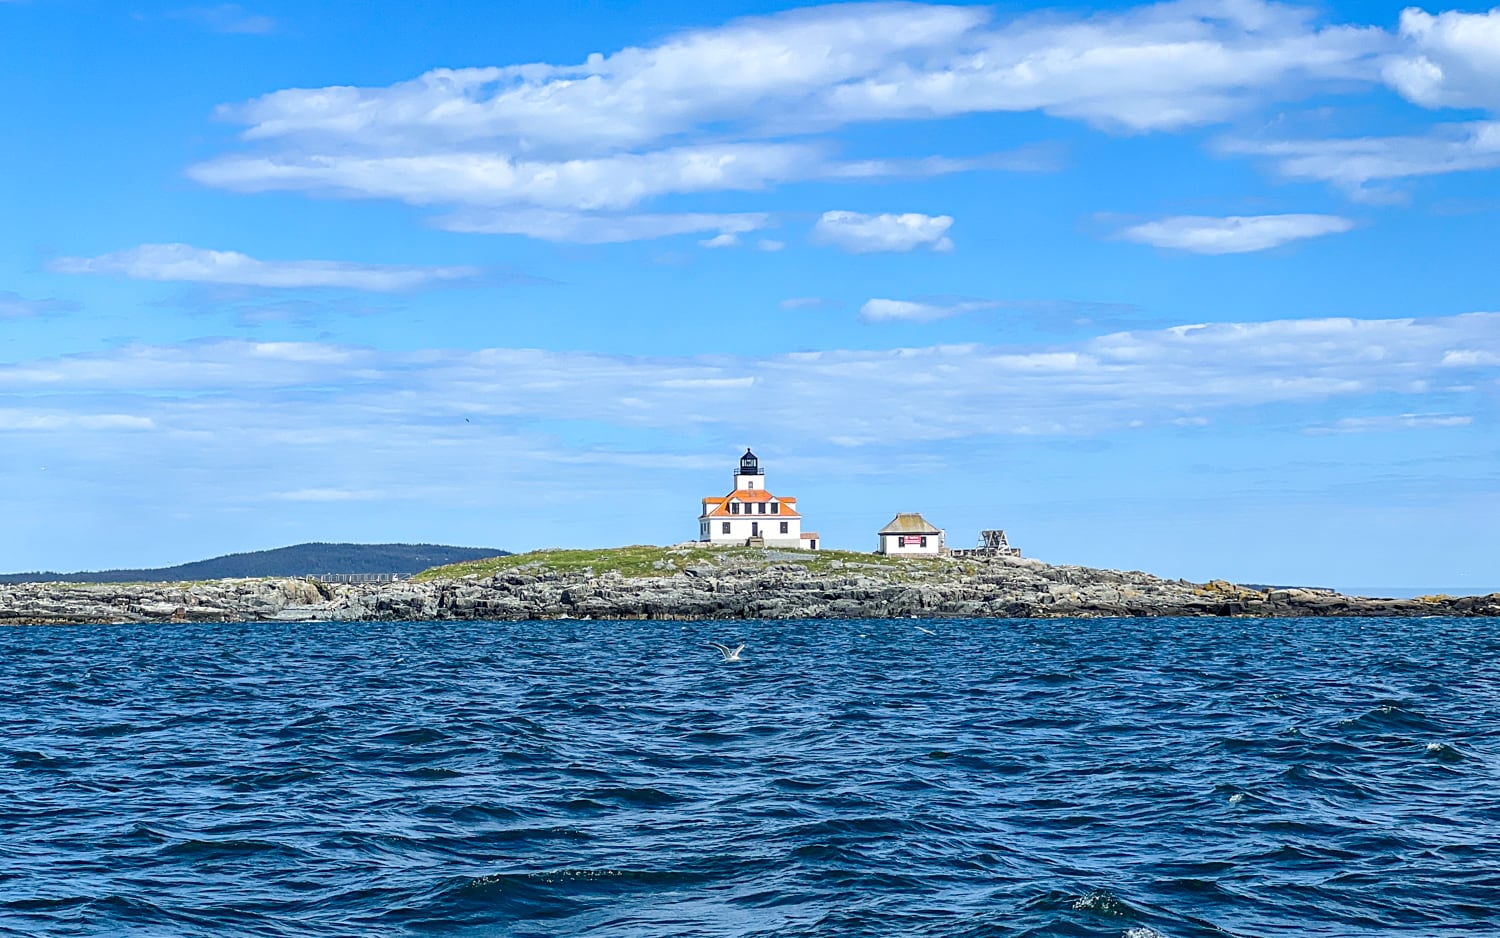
[2,558,1497,625]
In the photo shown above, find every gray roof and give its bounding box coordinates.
[878,512,941,535]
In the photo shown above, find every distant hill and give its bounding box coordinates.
[0,543,510,584]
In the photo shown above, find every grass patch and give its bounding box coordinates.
[414,545,721,581]
[414,544,971,581]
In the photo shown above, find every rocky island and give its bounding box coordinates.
[1,545,1495,625]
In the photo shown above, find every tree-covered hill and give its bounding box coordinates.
[0,543,510,584]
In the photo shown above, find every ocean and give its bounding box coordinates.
[2,616,1496,937]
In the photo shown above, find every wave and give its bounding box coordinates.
[1,614,1495,937]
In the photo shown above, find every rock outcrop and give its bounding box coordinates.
[2,550,1495,625]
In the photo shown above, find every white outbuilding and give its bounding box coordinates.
[699,449,819,550]
[876,513,944,555]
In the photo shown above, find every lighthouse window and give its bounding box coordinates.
[780,522,789,534]
[757,503,766,514]
[771,503,779,514]
[730,502,739,514]
[722,522,731,534]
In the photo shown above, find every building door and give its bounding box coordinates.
[751,522,759,537]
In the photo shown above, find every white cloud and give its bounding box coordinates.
[824,150,1061,178]
[0,411,155,431]
[221,4,988,149]
[189,1,1389,224]
[1306,413,1474,434]
[1442,348,1500,367]
[1245,0,1500,198]
[757,239,785,252]
[1119,213,1355,253]
[780,296,837,310]
[814,211,954,253]
[859,298,996,322]
[49,243,482,291]
[268,488,382,502]
[435,209,770,243]
[1224,120,1500,194]
[699,233,741,249]
[0,314,1493,458]
[190,143,820,211]
[1384,7,1500,110]
[822,0,1386,132]
[0,291,77,318]
[216,1,1386,145]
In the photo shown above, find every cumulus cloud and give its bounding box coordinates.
[1119,213,1355,253]
[221,4,987,148]
[435,209,770,243]
[0,291,79,318]
[215,1,1385,146]
[49,243,482,291]
[859,298,996,322]
[1384,7,1500,111]
[268,488,382,502]
[0,411,155,431]
[191,143,821,211]
[1441,348,1500,367]
[1306,413,1474,434]
[780,296,838,310]
[8,312,1490,444]
[1224,120,1500,194]
[814,211,954,253]
[699,233,741,249]
[1219,5,1500,197]
[188,0,1390,227]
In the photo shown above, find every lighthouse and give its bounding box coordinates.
[698,449,819,550]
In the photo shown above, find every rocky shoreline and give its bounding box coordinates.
[2,549,1495,625]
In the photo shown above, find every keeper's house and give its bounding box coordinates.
[876,513,945,556]
[699,449,819,550]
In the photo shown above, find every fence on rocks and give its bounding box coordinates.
[306,573,408,584]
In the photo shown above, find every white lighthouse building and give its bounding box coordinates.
[698,449,819,550]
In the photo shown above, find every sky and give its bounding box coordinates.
[1,0,1497,591]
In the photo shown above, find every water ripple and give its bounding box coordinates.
[1,616,1498,936]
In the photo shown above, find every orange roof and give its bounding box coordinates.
[800,532,819,539]
[700,488,801,518]
[704,489,796,503]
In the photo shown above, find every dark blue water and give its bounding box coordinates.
[2,617,1497,937]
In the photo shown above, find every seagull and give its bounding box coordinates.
[710,642,745,662]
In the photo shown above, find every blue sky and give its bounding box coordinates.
[2,0,1497,590]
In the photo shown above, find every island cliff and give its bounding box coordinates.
[1,546,1495,625]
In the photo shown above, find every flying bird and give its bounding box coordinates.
[710,642,745,662]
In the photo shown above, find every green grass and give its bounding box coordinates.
[413,545,714,581]
[413,544,970,581]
